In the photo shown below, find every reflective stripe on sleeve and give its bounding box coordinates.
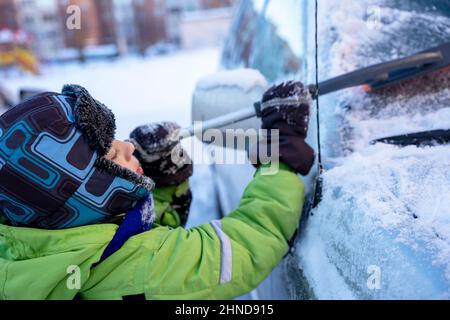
[210,220,233,284]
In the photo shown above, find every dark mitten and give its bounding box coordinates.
[171,188,192,227]
[129,122,193,187]
[155,186,193,228]
[259,81,315,175]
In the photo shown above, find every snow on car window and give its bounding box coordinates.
[264,0,304,58]
[312,0,450,158]
[251,0,266,13]
[222,0,303,82]
[305,144,450,299]
[292,0,450,299]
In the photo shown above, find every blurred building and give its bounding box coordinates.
[0,0,19,30]
[132,0,167,54]
[164,0,235,47]
[95,0,117,44]
[58,0,117,49]
[0,0,236,60]
[113,0,137,53]
[165,0,234,12]
[0,0,39,75]
[130,0,235,53]
[200,0,234,9]
[16,0,64,60]
[179,7,233,49]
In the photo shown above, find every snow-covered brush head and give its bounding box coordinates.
[261,81,312,111]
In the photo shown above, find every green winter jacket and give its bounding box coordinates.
[0,163,305,300]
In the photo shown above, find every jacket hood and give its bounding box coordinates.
[0,85,154,229]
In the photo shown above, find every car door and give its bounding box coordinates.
[220,0,316,300]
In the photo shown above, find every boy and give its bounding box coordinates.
[0,81,314,300]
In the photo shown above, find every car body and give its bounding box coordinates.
[0,85,14,112]
[216,0,450,299]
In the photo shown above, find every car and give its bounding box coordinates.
[210,0,450,299]
[0,85,44,114]
[0,85,15,112]
[145,42,179,57]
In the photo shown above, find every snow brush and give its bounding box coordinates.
[182,41,450,140]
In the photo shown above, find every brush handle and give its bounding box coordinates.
[179,102,262,140]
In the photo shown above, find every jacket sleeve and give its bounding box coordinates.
[80,162,305,300]
[146,162,305,299]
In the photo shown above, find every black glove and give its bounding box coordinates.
[129,122,193,187]
[257,81,315,175]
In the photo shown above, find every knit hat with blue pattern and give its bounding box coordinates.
[0,85,155,230]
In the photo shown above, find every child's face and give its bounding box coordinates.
[105,140,144,176]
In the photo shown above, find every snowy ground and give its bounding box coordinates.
[2,47,222,227]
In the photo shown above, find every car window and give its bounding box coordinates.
[222,0,304,82]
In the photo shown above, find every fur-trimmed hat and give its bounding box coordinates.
[0,85,155,229]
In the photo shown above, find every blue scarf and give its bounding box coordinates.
[97,194,154,264]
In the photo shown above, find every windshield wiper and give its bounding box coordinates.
[372,129,450,147]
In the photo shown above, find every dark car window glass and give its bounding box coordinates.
[222,0,303,82]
